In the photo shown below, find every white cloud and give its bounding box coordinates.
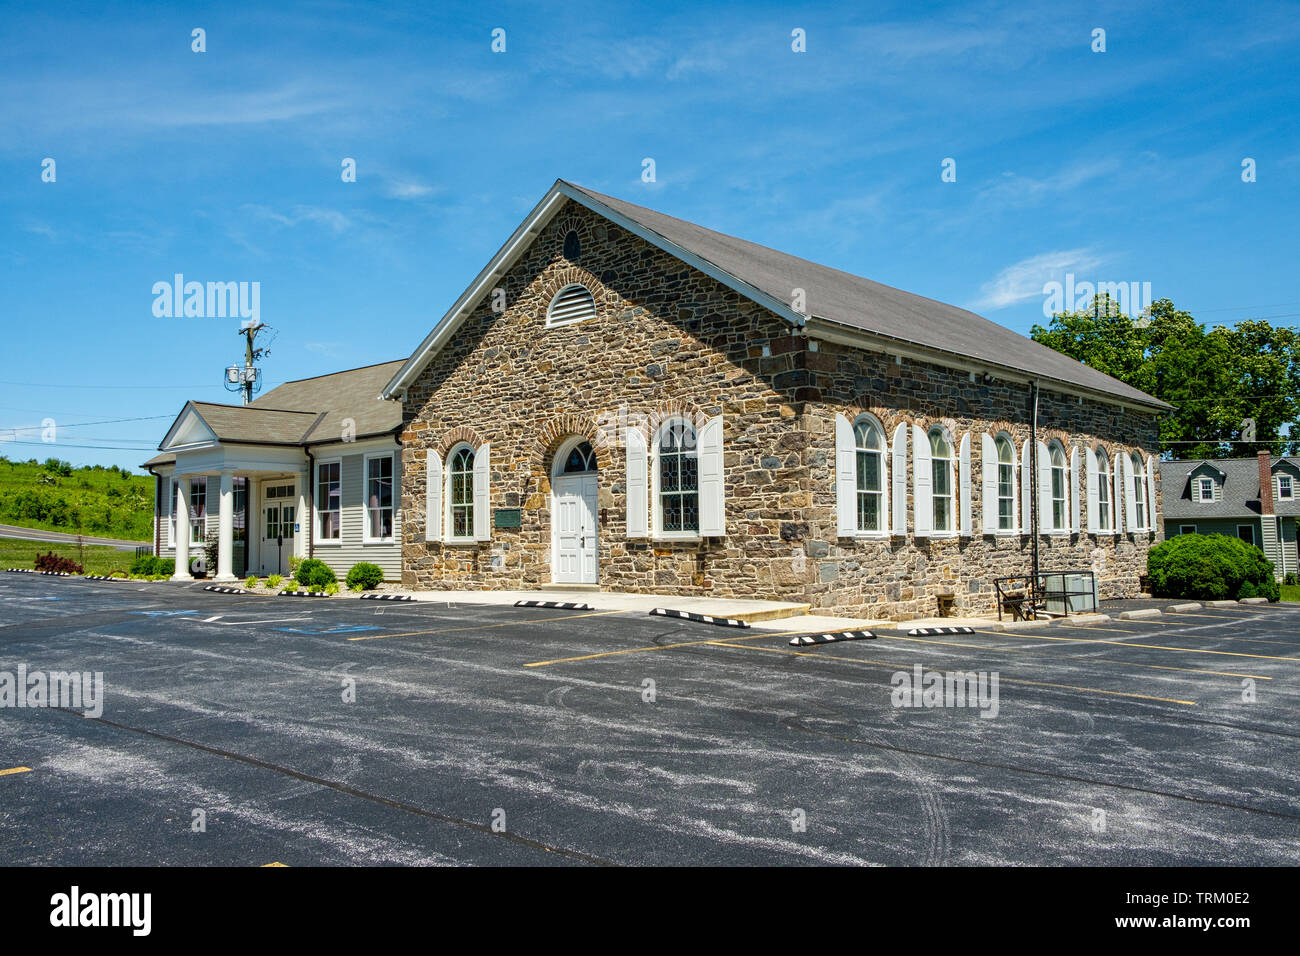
[970,248,1105,311]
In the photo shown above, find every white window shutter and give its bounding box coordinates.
[835,414,856,538]
[1037,441,1052,533]
[473,442,490,541]
[626,428,648,538]
[1020,441,1031,535]
[891,423,907,535]
[1122,455,1137,532]
[1069,446,1079,534]
[698,415,725,537]
[1085,446,1099,533]
[1145,455,1157,532]
[981,434,998,534]
[959,433,972,537]
[426,449,443,542]
[913,424,932,536]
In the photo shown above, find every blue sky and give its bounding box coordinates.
[2,0,1297,470]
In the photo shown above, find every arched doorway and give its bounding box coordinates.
[551,438,598,584]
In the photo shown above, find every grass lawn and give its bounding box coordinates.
[1282,584,1300,602]
[0,537,136,576]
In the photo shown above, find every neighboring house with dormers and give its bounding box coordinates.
[146,180,1172,617]
[1162,451,1300,581]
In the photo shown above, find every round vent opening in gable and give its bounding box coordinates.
[546,283,596,327]
[563,230,581,260]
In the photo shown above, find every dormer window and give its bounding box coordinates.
[1279,474,1294,500]
[1197,477,1214,502]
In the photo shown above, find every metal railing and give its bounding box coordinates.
[994,570,1098,621]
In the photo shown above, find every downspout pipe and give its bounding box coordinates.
[147,466,161,557]
[305,448,315,560]
[1030,380,1041,594]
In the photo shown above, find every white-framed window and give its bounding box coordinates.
[995,435,1015,532]
[189,478,207,544]
[1198,476,1214,502]
[546,284,596,327]
[316,460,341,541]
[1049,442,1067,532]
[447,444,475,540]
[1179,524,1197,535]
[929,427,954,533]
[656,419,700,536]
[1278,474,1294,500]
[1238,524,1256,546]
[1131,453,1147,530]
[364,454,394,542]
[1097,447,1112,531]
[855,417,885,533]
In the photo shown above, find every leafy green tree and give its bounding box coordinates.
[1031,297,1298,459]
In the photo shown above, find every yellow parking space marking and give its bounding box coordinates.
[990,630,1300,662]
[261,862,288,867]
[524,626,817,667]
[1052,625,1144,635]
[705,641,1197,706]
[887,634,1026,652]
[0,767,33,777]
[351,609,631,642]
[1080,658,1270,680]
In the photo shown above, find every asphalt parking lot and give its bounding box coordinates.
[1,573,1298,866]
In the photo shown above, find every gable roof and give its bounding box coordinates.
[382,180,1170,411]
[143,360,405,468]
[1161,456,1300,519]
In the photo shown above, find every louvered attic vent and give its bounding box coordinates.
[546,284,596,326]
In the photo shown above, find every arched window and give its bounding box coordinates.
[658,420,699,533]
[929,427,954,533]
[561,440,597,474]
[547,284,596,326]
[1097,447,1112,531]
[449,445,475,539]
[855,418,885,532]
[995,435,1015,531]
[1131,452,1146,530]
[1050,442,1067,532]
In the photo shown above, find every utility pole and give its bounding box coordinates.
[225,322,272,405]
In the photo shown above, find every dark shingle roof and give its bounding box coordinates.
[1161,457,1300,519]
[563,182,1169,410]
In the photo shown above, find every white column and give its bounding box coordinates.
[297,475,309,559]
[215,470,236,581]
[172,475,193,580]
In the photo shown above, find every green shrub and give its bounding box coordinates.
[295,558,336,588]
[267,574,283,589]
[345,562,384,590]
[288,555,302,576]
[283,578,298,592]
[325,581,340,596]
[130,553,160,575]
[1286,572,1298,587]
[1147,533,1279,602]
[244,575,259,589]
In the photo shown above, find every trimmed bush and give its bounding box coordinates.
[283,578,299,592]
[1286,572,1298,587]
[244,575,259,589]
[266,574,283,589]
[325,581,340,596]
[295,558,336,589]
[345,562,384,590]
[1147,533,1279,602]
[35,552,82,574]
[288,555,302,577]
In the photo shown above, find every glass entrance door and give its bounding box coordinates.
[260,482,295,576]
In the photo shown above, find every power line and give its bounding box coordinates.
[0,440,161,451]
[0,380,212,390]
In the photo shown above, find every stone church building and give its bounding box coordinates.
[380,180,1167,619]
[147,180,1167,619]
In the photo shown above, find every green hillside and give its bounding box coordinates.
[0,457,153,541]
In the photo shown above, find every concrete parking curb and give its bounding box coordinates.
[279,591,332,598]
[1166,602,1202,613]
[515,600,593,610]
[5,568,72,576]
[790,630,876,646]
[650,608,751,629]
[203,585,246,594]
[1239,597,1270,605]
[1205,600,1241,608]
[361,594,415,602]
[986,618,1054,632]
[1118,608,1162,620]
[908,625,976,635]
[83,575,129,582]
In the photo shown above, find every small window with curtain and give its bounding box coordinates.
[1097,448,1112,530]
[1050,443,1067,531]
[365,455,394,540]
[929,428,953,532]
[317,461,341,540]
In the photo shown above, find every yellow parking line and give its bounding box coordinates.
[524,626,817,667]
[261,862,288,867]
[706,642,1196,706]
[350,609,631,642]
[989,631,1300,662]
[887,634,1026,651]
[0,767,33,777]
[1052,624,1144,635]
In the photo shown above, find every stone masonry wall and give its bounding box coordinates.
[399,198,1163,618]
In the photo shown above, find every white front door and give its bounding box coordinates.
[553,474,597,584]
[259,481,296,576]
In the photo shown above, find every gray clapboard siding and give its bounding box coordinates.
[311,453,402,582]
